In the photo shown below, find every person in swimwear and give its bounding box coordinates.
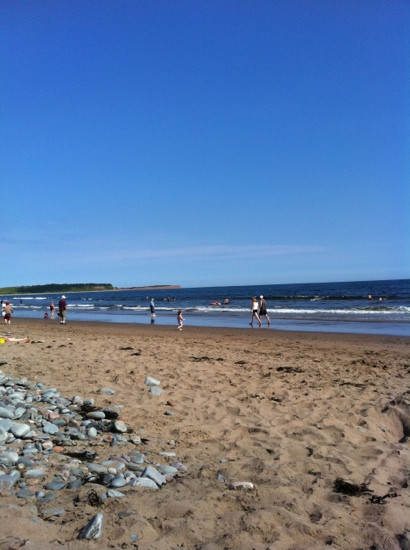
[177,310,185,330]
[3,302,13,325]
[250,297,261,327]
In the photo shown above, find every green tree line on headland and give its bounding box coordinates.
[0,283,114,295]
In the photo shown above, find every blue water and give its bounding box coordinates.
[3,279,409,336]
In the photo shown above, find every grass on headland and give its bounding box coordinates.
[0,283,115,295]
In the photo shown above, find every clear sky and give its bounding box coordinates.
[1,0,409,288]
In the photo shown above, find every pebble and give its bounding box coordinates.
[113,420,127,433]
[131,477,159,490]
[78,512,104,540]
[107,488,124,498]
[141,465,166,487]
[228,481,255,491]
[144,377,160,387]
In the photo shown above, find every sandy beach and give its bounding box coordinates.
[0,318,409,550]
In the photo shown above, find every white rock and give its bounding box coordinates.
[228,481,255,491]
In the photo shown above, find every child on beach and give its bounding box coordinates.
[3,302,13,324]
[177,310,185,330]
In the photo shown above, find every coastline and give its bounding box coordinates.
[0,319,409,549]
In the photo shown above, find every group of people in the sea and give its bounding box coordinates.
[42,296,67,324]
[148,295,271,329]
[148,298,185,330]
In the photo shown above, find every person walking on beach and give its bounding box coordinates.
[258,295,271,327]
[250,297,261,327]
[177,309,185,330]
[150,298,156,324]
[3,302,13,324]
[58,295,67,324]
[49,301,55,319]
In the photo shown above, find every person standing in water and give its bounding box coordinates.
[149,298,156,324]
[258,295,271,327]
[58,295,67,324]
[250,297,261,327]
[177,310,185,330]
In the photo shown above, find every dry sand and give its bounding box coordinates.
[0,318,409,550]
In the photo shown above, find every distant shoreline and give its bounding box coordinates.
[115,285,181,291]
[0,285,181,296]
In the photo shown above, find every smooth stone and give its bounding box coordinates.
[0,451,19,467]
[10,423,31,438]
[41,441,54,451]
[68,478,83,490]
[17,457,35,468]
[45,479,66,491]
[130,454,145,465]
[78,513,104,540]
[42,422,59,435]
[149,387,163,396]
[157,464,178,477]
[13,407,26,419]
[51,418,67,427]
[16,488,36,498]
[10,394,25,402]
[144,377,160,386]
[72,396,84,405]
[0,419,11,431]
[102,388,115,395]
[25,469,47,479]
[0,407,14,419]
[113,420,127,433]
[131,477,159,490]
[110,474,127,488]
[87,427,98,438]
[171,461,187,473]
[141,465,166,487]
[87,464,108,474]
[228,481,255,491]
[107,488,124,498]
[102,460,125,471]
[87,411,105,420]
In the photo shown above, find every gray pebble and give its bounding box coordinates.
[78,512,104,540]
[141,465,166,487]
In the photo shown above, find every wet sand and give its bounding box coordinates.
[0,318,409,549]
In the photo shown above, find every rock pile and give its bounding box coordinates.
[0,364,187,539]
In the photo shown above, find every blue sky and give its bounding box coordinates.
[1,0,409,288]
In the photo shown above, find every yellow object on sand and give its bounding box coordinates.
[0,338,5,344]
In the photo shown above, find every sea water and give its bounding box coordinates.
[4,279,409,336]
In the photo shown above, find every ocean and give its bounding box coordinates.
[3,279,409,337]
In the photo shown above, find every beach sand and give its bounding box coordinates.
[0,318,409,549]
